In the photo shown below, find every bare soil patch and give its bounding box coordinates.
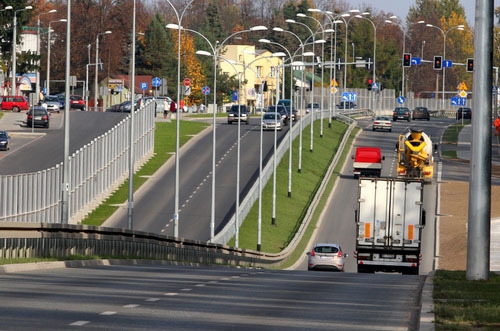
[439,179,500,270]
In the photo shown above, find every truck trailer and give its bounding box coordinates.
[354,177,426,275]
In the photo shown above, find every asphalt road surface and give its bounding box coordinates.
[0,263,424,331]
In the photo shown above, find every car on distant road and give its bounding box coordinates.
[393,107,411,122]
[372,115,392,132]
[412,106,430,120]
[267,105,289,126]
[261,112,283,131]
[307,243,347,271]
[336,101,357,110]
[26,107,50,128]
[456,107,472,120]
[227,105,249,124]
[55,94,66,109]
[43,95,61,113]
[305,102,320,113]
[70,95,85,110]
[0,130,10,151]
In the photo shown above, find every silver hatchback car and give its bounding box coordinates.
[307,243,347,271]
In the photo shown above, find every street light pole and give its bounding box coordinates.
[94,30,112,112]
[46,19,67,97]
[11,5,33,96]
[426,24,464,110]
[37,9,56,103]
[164,0,197,238]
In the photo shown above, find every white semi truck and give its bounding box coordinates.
[354,177,426,275]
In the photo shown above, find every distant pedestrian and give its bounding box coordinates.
[200,103,206,113]
[170,100,177,113]
[495,115,500,137]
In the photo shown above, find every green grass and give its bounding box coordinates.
[434,270,500,331]
[82,120,209,225]
[229,120,352,253]
[442,123,465,144]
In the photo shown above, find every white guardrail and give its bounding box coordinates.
[0,102,156,224]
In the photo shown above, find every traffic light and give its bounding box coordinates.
[467,58,474,72]
[403,53,411,67]
[433,56,442,70]
[367,79,373,91]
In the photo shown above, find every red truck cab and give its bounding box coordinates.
[352,147,384,178]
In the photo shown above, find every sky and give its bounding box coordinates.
[345,0,500,25]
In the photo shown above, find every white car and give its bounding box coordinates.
[307,243,347,271]
[42,95,61,113]
[261,112,283,131]
[372,115,392,132]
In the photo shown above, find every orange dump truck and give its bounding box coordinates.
[354,177,426,275]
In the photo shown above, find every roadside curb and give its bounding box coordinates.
[420,271,435,330]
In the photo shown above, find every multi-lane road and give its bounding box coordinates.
[1,110,465,330]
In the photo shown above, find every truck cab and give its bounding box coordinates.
[352,147,384,178]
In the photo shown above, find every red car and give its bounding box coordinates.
[70,95,85,110]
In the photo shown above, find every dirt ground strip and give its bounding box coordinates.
[439,180,500,270]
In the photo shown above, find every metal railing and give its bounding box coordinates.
[0,102,156,224]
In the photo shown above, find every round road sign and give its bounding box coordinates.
[184,78,191,87]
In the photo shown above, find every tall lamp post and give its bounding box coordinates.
[0,5,12,94]
[353,14,378,113]
[94,30,112,112]
[171,24,266,242]
[46,19,67,96]
[11,5,33,96]
[297,13,333,138]
[426,24,464,110]
[37,9,56,103]
[386,18,425,97]
[286,19,325,152]
[164,0,197,238]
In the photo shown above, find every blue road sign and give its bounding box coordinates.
[140,82,148,90]
[152,77,161,87]
[443,60,453,68]
[451,96,466,106]
[411,57,421,65]
[397,96,406,104]
[342,92,357,102]
[372,82,379,91]
[202,86,210,95]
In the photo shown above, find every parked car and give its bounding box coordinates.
[26,107,50,128]
[55,94,66,109]
[307,243,347,271]
[267,105,289,126]
[372,115,392,132]
[107,100,140,113]
[227,104,249,124]
[43,95,61,113]
[336,101,357,110]
[456,107,472,120]
[305,102,320,113]
[0,130,10,151]
[412,106,430,120]
[261,112,283,131]
[0,95,30,112]
[393,107,411,122]
[70,95,85,110]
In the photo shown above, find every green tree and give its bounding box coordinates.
[137,13,172,77]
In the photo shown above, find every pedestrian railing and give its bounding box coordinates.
[0,103,156,224]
